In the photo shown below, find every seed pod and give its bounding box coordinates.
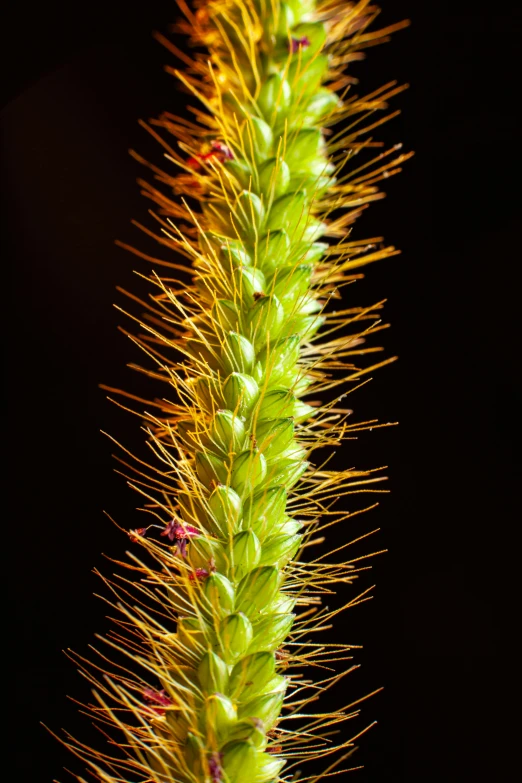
[258,533,302,567]
[200,692,237,742]
[189,535,226,573]
[302,240,329,263]
[256,388,296,419]
[231,449,267,496]
[228,652,276,701]
[230,530,261,580]
[297,293,322,316]
[210,409,247,454]
[207,484,242,534]
[165,712,189,743]
[212,298,241,332]
[219,613,254,664]
[258,73,292,121]
[248,613,295,654]
[258,157,290,199]
[204,572,235,617]
[226,158,252,190]
[285,129,323,169]
[281,312,325,341]
[256,335,300,387]
[219,241,252,271]
[223,373,259,417]
[288,53,329,98]
[276,3,294,36]
[266,458,308,489]
[193,376,217,413]
[198,651,229,694]
[177,617,208,655]
[221,740,257,783]
[276,517,303,536]
[302,87,341,124]
[225,717,267,749]
[242,116,273,162]
[196,451,228,487]
[303,217,328,243]
[236,566,281,616]
[60,0,409,777]
[175,419,200,451]
[221,331,256,375]
[233,265,266,307]
[255,753,286,782]
[255,417,294,458]
[202,199,234,235]
[272,593,297,613]
[242,486,287,537]
[238,690,285,730]
[247,294,285,349]
[257,229,291,275]
[272,441,307,463]
[266,191,307,234]
[272,264,313,305]
[236,190,265,239]
[185,337,218,368]
[184,732,205,778]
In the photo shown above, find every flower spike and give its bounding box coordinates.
[56,1,411,781]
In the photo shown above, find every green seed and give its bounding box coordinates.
[228,651,276,701]
[223,372,259,417]
[207,484,242,535]
[198,651,229,694]
[210,409,247,455]
[238,691,285,730]
[219,613,254,663]
[236,566,281,616]
[204,572,236,617]
[231,448,267,496]
[248,613,295,654]
[221,331,256,375]
[230,530,262,580]
[221,739,257,783]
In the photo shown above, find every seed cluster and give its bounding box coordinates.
[59,1,410,781]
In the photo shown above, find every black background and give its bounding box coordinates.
[3,1,520,781]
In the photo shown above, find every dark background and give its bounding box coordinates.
[3,1,520,781]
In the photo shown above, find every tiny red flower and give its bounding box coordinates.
[129,527,148,543]
[208,752,223,782]
[161,520,199,557]
[210,140,234,161]
[289,35,310,53]
[186,140,233,171]
[188,567,210,582]
[142,688,172,716]
[187,156,202,171]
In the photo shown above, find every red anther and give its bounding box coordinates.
[142,688,172,716]
[289,35,310,53]
[128,527,147,542]
[161,520,199,542]
[187,156,202,171]
[188,567,210,582]
[210,140,234,161]
[208,751,223,781]
[161,520,200,557]
[186,140,233,171]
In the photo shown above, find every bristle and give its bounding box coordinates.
[56,1,409,781]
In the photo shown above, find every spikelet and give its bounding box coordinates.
[53,1,411,780]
